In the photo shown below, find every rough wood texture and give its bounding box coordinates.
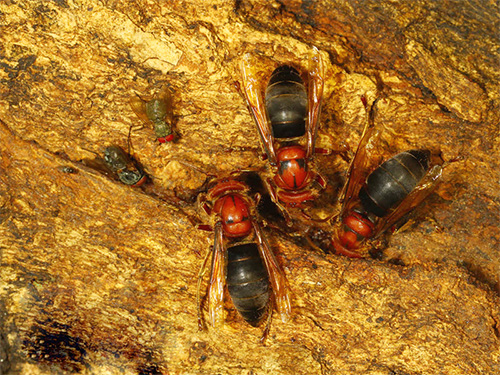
[1,1,499,374]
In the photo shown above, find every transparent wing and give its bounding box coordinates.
[160,87,174,126]
[306,46,325,159]
[374,163,444,236]
[129,95,150,124]
[253,222,291,322]
[207,222,226,327]
[339,98,383,218]
[240,54,277,165]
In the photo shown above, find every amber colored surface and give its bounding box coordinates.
[0,1,499,374]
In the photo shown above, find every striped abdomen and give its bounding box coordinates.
[145,99,167,125]
[226,243,270,326]
[265,65,307,139]
[145,99,172,140]
[359,150,431,217]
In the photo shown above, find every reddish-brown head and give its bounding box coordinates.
[208,179,247,200]
[277,190,316,207]
[274,145,311,190]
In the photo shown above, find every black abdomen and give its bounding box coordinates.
[265,65,307,139]
[227,243,270,326]
[359,150,431,217]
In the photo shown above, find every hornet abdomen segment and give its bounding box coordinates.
[227,243,270,326]
[359,150,431,217]
[265,65,307,139]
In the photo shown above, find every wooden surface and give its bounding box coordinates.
[0,1,499,374]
